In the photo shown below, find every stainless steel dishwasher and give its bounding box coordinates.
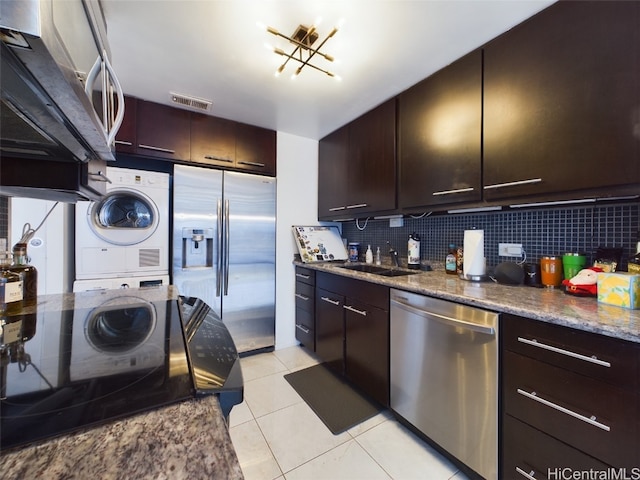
[390,289,499,480]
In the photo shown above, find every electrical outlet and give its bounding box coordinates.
[389,217,404,228]
[498,243,523,257]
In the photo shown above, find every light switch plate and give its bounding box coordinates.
[498,243,523,257]
[389,217,404,228]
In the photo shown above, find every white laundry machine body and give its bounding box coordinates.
[75,167,170,282]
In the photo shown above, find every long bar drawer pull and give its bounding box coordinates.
[329,206,346,211]
[295,273,310,279]
[115,140,133,146]
[432,187,474,196]
[295,324,310,334]
[346,203,368,209]
[484,178,542,190]
[517,337,611,367]
[238,160,266,168]
[321,296,340,306]
[344,305,367,316]
[295,293,309,301]
[138,144,176,154]
[204,155,233,163]
[516,389,611,431]
[515,467,537,480]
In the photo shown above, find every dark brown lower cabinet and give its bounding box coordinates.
[344,298,389,406]
[294,267,315,350]
[315,287,345,373]
[315,272,390,406]
[502,314,639,475]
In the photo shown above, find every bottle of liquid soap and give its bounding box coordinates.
[365,245,373,264]
[445,243,457,275]
[375,247,381,265]
[408,233,421,270]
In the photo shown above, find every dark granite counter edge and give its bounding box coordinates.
[296,260,640,344]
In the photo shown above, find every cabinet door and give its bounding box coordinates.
[318,125,349,219]
[235,123,276,176]
[348,98,397,216]
[113,95,137,154]
[398,50,482,209]
[136,100,191,160]
[483,1,640,201]
[190,113,236,167]
[344,298,389,406]
[315,287,345,373]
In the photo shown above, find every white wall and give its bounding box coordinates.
[274,132,319,350]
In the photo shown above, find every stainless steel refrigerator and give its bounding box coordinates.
[172,164,276,354]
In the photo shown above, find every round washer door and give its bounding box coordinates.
[87,188,160,246]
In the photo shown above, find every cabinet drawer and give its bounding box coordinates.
[295,282,315,312]
[503,415,608,480]
[295,308,315,350]
[503,314,638,389]
[295,267,315,286]
[504,351,637,467]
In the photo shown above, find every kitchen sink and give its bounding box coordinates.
[376,269,419,277]
[338,264,419,277]
[339,264,389,274]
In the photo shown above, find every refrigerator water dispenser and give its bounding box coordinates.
[182,228,214,269]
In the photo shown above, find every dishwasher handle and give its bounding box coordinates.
[391,297,496,336]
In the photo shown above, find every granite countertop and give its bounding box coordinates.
[0,286,243,479]
[0,395,243,480]
[297,260,640,344]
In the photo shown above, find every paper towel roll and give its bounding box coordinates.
[463,230,485,277]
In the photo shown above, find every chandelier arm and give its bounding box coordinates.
[275,51,334,77]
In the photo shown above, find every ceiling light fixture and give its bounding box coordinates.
[264,23,339,79]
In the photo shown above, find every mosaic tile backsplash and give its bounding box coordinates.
[341,201,640,271]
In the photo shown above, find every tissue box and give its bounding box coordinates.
[597,272,640,309]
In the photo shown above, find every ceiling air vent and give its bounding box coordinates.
[169,92,212,112]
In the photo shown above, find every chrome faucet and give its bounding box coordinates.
[387,242,399,267]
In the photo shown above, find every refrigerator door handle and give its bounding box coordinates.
[216,198,223,297]
[224,199,230,295]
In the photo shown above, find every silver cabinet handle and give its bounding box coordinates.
[516,388,611,431]
[295,293,310,301]
[515,467,537,480]
[102,49,125,146]
[238,160,266,168]
[346,203,368,209]
[138,144,176,154]
[484,178,542,190]
[295,273,310,279]
[432,187,474,196]
[88,171,112,183]
[205,155,233,163]
[115,140,133,146]
[329,206,346,211]
[295,324,310,334]
[391,298,495,335]
[517,337,611,368]
[224,199,230,295]
[344,305,367,316]
[216,199,223,297]
[321,296,340,306]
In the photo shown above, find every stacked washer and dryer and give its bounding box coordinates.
[73,167,170,292]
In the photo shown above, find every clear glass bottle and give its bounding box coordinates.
[0,251,23,316]
[445,243,458,275]
[375,247,381,265]
[10,243,38,307]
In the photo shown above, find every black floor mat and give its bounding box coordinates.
[284,363,384,435]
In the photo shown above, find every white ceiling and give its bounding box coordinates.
[101,0,555,140]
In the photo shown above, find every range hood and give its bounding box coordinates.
[0,0,124,202]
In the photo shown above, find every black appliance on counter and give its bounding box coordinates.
[0,289,243,451]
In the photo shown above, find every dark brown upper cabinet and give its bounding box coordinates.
[483,1,640,202]
[135,99,191,161]
[318,99,396,220]
[398,49,482,210]
[191,113,276,176]
[113,95,137,154]
[234,123,276,176]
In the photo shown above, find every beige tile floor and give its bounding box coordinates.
[228,346,471,480]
